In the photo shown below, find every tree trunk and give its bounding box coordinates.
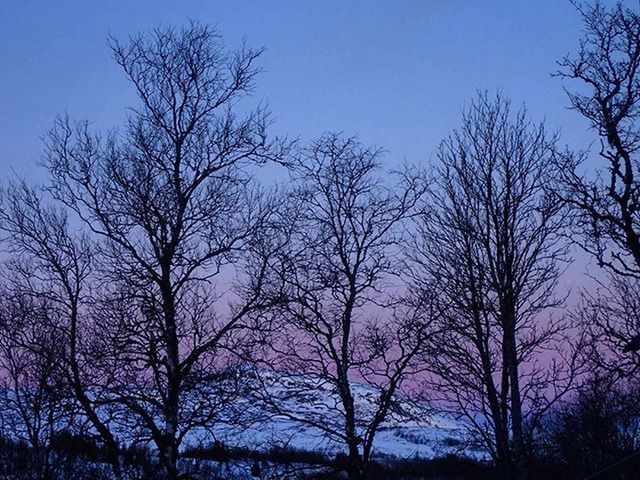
[346,444,365,480]
[505,329,526,480]
[161,273,181,480]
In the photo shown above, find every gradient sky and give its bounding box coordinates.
[0,0,626,287]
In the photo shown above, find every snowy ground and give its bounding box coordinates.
[0,369,482,462]
[187,369,478,460]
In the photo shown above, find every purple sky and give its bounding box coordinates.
[0,0,625,290]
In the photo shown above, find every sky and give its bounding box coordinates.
[0,0,625,287]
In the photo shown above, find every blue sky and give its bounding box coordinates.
[0,0,605,180]
[1,0,630,291]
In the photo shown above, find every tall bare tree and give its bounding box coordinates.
[252,134,432,480]
[554,1,640,390]
[556,1,640,279]
[0,291,69,480]
[0,23,288,480]
[408,94,577,480]
[0,183,124,479]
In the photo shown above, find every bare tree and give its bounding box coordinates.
[0,291,68,480]
[534,373,640,479]
[574,275,640,379]
[555,0,640,394]
[408,94,578,480]
[556,1,640,279]
[0,183,124,479]
[251,134,432,480]
[1,23,288,480]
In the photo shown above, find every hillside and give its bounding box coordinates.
[193,369,475,460]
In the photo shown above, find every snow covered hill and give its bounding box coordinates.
[0,368,479,461]
[195,369,475,460]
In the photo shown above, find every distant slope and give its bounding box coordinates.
[196,369,475,460]
[0,369,479,460]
